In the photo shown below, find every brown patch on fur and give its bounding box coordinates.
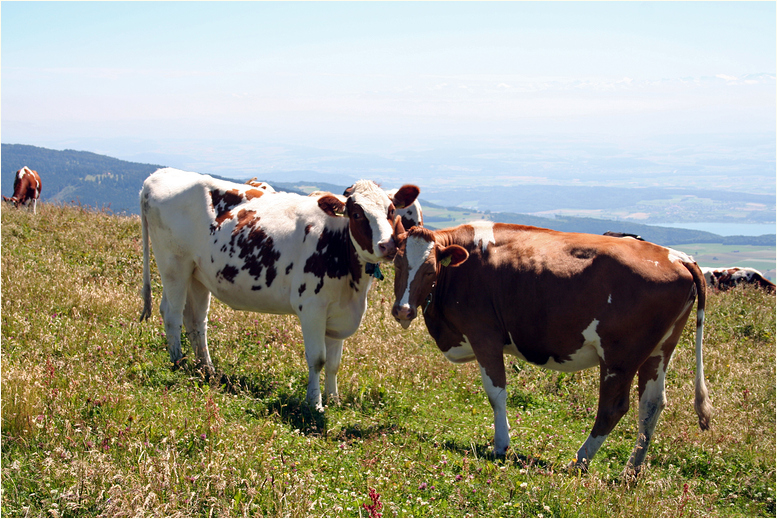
[345,198,373,254]
[304,226,361,294]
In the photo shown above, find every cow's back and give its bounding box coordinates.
[141,168,342,314]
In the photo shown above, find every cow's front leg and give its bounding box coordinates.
[324,336,344,404]
[475,347,509,456]
[299,308,328,412]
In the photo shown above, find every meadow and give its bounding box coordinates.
[2,203,775,517]
[672,243,776,281]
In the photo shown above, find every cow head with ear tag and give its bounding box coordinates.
[391,220,468,328]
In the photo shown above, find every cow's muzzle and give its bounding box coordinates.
[378,238,396,260]
[392,303,416,329]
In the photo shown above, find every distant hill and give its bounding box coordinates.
[2,144,164,214]
[1,144,306,213]
[2,143,774,247]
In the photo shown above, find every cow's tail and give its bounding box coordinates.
[684,261,713,431]
[139,190,153,322]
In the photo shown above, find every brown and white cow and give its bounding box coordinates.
[701,266,776,294]
[3,167,42,214]
[140,167,419,410]
[391,220,712,477]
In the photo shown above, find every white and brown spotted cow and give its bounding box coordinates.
[140,167,419,410]
[3,166,42,214]
[391,220,712,478]
[701,266,776,294]
[386,187,423,229]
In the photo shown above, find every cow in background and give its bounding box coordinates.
[140,167,419,411]
[386,187,423,229]
[391,221,711,479]
[603,231,644,241]
[3,167,42,214]
[701,267,776,294]
[245,178,276,193]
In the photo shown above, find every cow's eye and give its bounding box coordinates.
[353,212,362,220]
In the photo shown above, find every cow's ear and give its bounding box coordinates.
[342,185,355,197]
[318,195,347,217]
[2,196,9,202]
[437,244,468,268]
[392,184,420,209]
[393,215,406,237]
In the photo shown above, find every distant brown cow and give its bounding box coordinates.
[3,167,42,214]
[701,267,776,294]
[391,220,712,479]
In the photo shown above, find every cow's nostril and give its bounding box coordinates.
[392,304,413,320]
[379,239,396,256]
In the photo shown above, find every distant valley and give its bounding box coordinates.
[2,143,774,280]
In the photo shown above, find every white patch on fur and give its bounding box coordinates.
[470,220,496,254]
[667,247,694,264]
[398,235,434,308]
[505,332,598,372]
[480,364,510,455]
[583,319,613,379]
[582,319,603,360]
[443,334,477,363]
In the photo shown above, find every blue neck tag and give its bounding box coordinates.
[365,263,384,280]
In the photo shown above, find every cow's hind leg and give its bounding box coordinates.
[573,365,636,472]
[324,336,343,404]
[624,324,684,479]
[183,277,214,375]
[622,354,670,479]
[157,269,190,368]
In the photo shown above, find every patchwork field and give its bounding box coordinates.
[672,243,776,282]
[2,203,775,517]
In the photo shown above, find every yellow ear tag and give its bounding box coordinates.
[440,256,452,267]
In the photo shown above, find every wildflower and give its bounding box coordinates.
[418,482,427,490]
[455,475,463,481]
[362,487,383,518]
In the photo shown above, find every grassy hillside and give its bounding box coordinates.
[1,144,164,214]
[2,203,775,517]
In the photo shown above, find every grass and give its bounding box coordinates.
[2,202,775,517]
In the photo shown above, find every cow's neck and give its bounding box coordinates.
[344,224,377,293]
[421,227,470,329]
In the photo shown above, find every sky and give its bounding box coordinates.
[2,1,775,166]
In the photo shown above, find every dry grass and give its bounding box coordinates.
[2,202,775,517]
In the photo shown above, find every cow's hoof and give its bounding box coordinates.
[566,459,589,475]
